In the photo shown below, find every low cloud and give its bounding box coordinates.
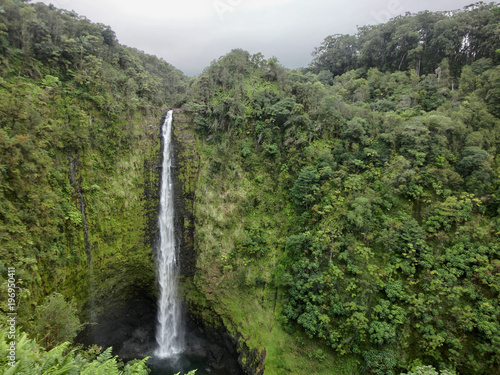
[38,0,476,76]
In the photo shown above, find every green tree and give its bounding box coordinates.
[290,166,320,210]
[32,293,82,349]
[401,365,455,375]
[311,34,358,76]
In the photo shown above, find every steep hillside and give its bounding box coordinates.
[1,1,499,375]
[181,7,500,370]
[0,0,187,355]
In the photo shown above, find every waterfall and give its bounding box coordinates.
[155,110,184,358]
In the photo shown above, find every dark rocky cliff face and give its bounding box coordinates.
[172,110,265,375]
[172,110,200,279]
[171,111,244,374]
[83,132,162,357]
[75,111,162,356]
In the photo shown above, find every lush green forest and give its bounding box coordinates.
[0,0,185,373]
[184,3,500,374]
[1,0,500,374]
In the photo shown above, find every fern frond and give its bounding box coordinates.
[96,347,113,363]
[40,342,71,372]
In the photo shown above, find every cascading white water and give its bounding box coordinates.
[155,110,184,358]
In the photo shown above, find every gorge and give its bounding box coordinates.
[1,1,499,375]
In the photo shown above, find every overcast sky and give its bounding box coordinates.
[36,0,480,76]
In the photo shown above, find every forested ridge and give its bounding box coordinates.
[1,0,500,374]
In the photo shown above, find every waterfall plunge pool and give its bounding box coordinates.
[119,318,242,375]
